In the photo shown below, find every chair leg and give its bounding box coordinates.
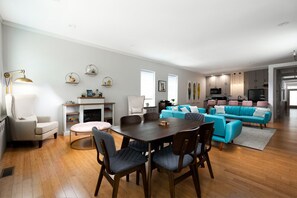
[136,170,140,185]
[264,124,267,128]
[126,174,129,182]
[205,153,214,179]
[218,142,224,151]
[260,124,263,129]
[38,141,43,148]
[94,166,105,196]
[191,165,201,198]
[167,172,175,198]
[112,175,120,198]
[139,165,148,198]
[54,133,57,139]
[198,156,205,168]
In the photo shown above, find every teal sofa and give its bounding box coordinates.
[204,114,242,150]
[210,106,271,129]
[160,104,206,119]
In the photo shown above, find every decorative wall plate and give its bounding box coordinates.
[65,72,80,84]
[101,76,113,87]
[85,64,98,75]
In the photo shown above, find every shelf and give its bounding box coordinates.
[65,82,79,85]
[66,112,79,116]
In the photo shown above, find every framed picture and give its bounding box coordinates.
[86,89,93,97]
[158,80,166,92]
[187,81,192,102]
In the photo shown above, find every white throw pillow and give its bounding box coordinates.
[180,107,190,113]
[131,107,143,113]
[172,106,178,111]
[189,106,199,113]
[253,108,270,117]
[215,105,225,114]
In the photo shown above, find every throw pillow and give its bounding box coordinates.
[189,106,199,113]
[214,105,225,114]
[172,106,178,111]
[253,108,270,117]
[131,107,143,113]
[180,107,190,113]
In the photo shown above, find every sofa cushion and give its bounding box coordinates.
[225,106,241,116]
[253,108,270,117]
[36,121,58,135]
[178,104,191,111]
[239,107,256,116]
[240,116,265,124]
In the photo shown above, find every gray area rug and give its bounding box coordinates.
[233,126,276,150]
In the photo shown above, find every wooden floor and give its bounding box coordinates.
[1,109,297,198]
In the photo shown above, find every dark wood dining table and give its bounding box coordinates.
[111,117,201,198]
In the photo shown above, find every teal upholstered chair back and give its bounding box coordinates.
[239,107,256,116]
[225,106,241,115]
[204,115,226,137]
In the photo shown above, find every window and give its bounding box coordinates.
[141,70,155,106]
[168,74,178,104]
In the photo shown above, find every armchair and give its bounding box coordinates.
[127,96,147,118]
[6,94,58,148]
[204,114,242,150]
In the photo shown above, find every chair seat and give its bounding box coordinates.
[109,147,147,173]
[128,140,148,152]
[153,146,193,171]
[36,121,59,135]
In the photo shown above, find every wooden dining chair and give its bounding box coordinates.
[143,112,160,121]
[185,113,204,125]
[196,122,215,179]
[92,127,148,198]
[152,127,201,198]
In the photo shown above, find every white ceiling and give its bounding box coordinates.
[1,0,297,75]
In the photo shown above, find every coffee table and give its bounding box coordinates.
[70,121,111,150]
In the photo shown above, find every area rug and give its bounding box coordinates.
[233,126,276,150]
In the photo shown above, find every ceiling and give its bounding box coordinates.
[1,0,297,75]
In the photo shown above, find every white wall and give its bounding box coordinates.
[2,24,206,132]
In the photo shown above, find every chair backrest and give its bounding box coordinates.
[92,127,116,173]
[217,100,226,105]
[207,100,216,106]
[128,96,145,115]
[143,112,159,121]
[6,94,36,119]
[257,101,268,107]
[198,122,214,152]
[185,113,204,123]
[120,115,142,126]
[228,100,239,106]
[242,100,253,107]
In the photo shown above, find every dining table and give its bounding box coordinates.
[111,117,201,198]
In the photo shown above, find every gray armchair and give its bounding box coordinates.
[6,94,58,148]
[127,96,147,118]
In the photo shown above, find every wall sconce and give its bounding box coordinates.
[4,69,33,94]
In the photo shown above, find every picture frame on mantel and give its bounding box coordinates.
[158,80,166,92]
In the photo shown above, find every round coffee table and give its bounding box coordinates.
[70,121,111,150]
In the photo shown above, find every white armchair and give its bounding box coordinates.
[128,96,147,118]
[6,94,58,148]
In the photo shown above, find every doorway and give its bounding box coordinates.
[289,90,297,108]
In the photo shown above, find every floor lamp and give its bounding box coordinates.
[4,69,33,94]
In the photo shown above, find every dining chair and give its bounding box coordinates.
[217,100,227,106]
[92,127,148,198]
[242,100,253,107]
[152,127,201,198]
[143,112,160,122]
[185,113,204,124]
[196,122,215,179]
[228,100,239,106]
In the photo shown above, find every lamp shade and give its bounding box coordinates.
[14,75,33,83]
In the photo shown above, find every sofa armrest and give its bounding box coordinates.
[160,110,173,118]
[210,108,216,115]
[37,116,51,123]
[10,119,37,140]
[198,108,206,113]
[225,120,242,143]
[264,112,272,123]
[172,111,186,119]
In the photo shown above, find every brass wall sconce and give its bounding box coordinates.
[4,69,33,94]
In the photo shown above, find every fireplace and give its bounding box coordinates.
[83,109,102,122]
